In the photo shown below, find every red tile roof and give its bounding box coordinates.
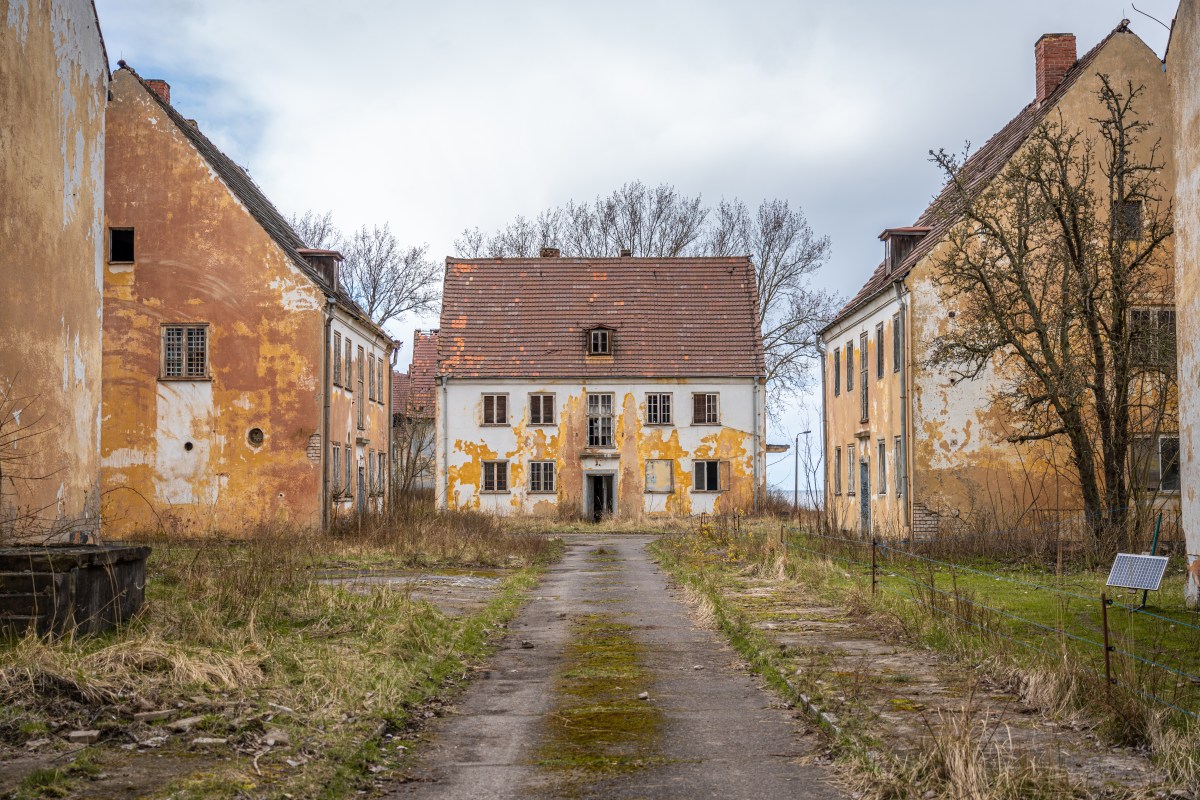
[825,23,1135,333]
[407,330,438,415]
[439,257,764,379]
[391,370,410,414]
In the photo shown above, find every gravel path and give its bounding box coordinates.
[388,534,842,800]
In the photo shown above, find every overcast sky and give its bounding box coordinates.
[91,0,1175,491]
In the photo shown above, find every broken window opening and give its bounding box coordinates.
[692,393,719,425]
[482,460,509,493]
[529,393,556,425]
[109,228,134,263]
[529,460,556,493]
[587,393,614,447]
[693,460,729,492]
[646,393,672,425]
[483,393,509,425]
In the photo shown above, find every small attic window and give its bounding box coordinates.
[109,228,134,263]
[588,328,613,356]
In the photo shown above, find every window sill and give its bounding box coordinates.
[691,490,727,494]
[529,422,558,428]
[690,422,721,427]
[644,422,674,427]
[528,490,558,495]
[480,423,511,427]
[645,490,675,494]
[158,375,212,382]
[480,490,511,495]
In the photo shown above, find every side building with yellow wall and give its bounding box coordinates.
[436,255,767,519]
[822,23,1176,538]
[100,66,393,535]
[0,0,108,542]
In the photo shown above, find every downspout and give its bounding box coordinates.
[752,377,760,512]
[441,375,450,509]
[817,341,828,529]
[321,298,335,530]
[388,341,398,516]
[893,282,911,535]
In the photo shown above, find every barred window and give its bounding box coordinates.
[646,393,672,425]
[482,461,509,492]
[587,393,614,447]
[529,461,556,493]
[162,324,208,378]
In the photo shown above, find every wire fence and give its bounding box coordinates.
[780,525,1200,721]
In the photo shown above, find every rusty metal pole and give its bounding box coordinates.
[871,539,878,596]
[1100,592,1114,702]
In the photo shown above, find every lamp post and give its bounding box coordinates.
[793,429,811,520]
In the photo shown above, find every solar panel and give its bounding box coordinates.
[1106,553,1169,591]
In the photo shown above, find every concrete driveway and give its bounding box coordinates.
[389,534,843,800]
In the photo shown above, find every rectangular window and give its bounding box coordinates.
[859,332,869,422]
[109,228,134,263]
[1132,435,1180,492]
[833,447,842,495]
[645,459,674,493]
[693,460,729,492]
[529,460,556,493]
[333,332,342,386]
[345,447,353,497]
[833,348,841,396]
[892,313,902,372]
[692,393,719,425]
[529,393,556,425]
[368,355,376,401]
[894,435,903,496]
[587,393,614,447]
[482,461,509,492]
[345,339,354,390]
[876,323,885,379]
[332,445,341,495]
[377,358,385,406]
[357,346,365,429]
[1119,199,1144,240]
[846,341,854,391]
[483,393,509,425]
[379,451,386,494]
[846,444,855,495]
[878,440,887,494]
[646,393,673,425]
[589,329,612,355]
[367,449,374,497]
[161,324,208,378]
[1130,306,1176,368]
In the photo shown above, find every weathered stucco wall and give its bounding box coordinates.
[823,291,908,536]
[0,0,107,541]
[437,378,765,517]
[101,69,330,535]
[906,31,1174,532]
[1171,0,1200,606]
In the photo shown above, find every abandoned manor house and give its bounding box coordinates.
[821,24,1179,537]
[99,66,394,535]
[436,253,768,518]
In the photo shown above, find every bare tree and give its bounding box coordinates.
[290,212,441,329]
[928,76,1174,541]
[454,181,837,410]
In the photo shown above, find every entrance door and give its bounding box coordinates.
[859,460,870,535]
[588,474,614,522]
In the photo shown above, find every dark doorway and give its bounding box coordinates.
[588,474,614,522]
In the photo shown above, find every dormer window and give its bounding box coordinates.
[588,327,614,356]
[879,227,931,273]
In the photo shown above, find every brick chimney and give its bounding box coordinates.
[1035,34,1076,106]
[144,79,171,105]
[539,247,561,258]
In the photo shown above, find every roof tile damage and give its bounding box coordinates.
[439,257,765,379]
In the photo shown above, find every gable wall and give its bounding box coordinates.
[100,69,328,535]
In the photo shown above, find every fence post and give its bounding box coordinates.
[871,539,878,596]
[1100,592,1114,702]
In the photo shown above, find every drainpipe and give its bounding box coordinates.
[752,377,760,512]
[321,298,335,530]
[441,375,450,509]
[388,340,398,517]
[817,340,828,529]
[893,282,910,535]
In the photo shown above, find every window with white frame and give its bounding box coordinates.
[587,393,614,447]
[482,461,509,492]
[529,460,556,493]
[646,393,672,425]
[529,393,556,425]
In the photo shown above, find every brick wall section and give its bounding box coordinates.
[1035,34,1077,105]
[912,503,940,539]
